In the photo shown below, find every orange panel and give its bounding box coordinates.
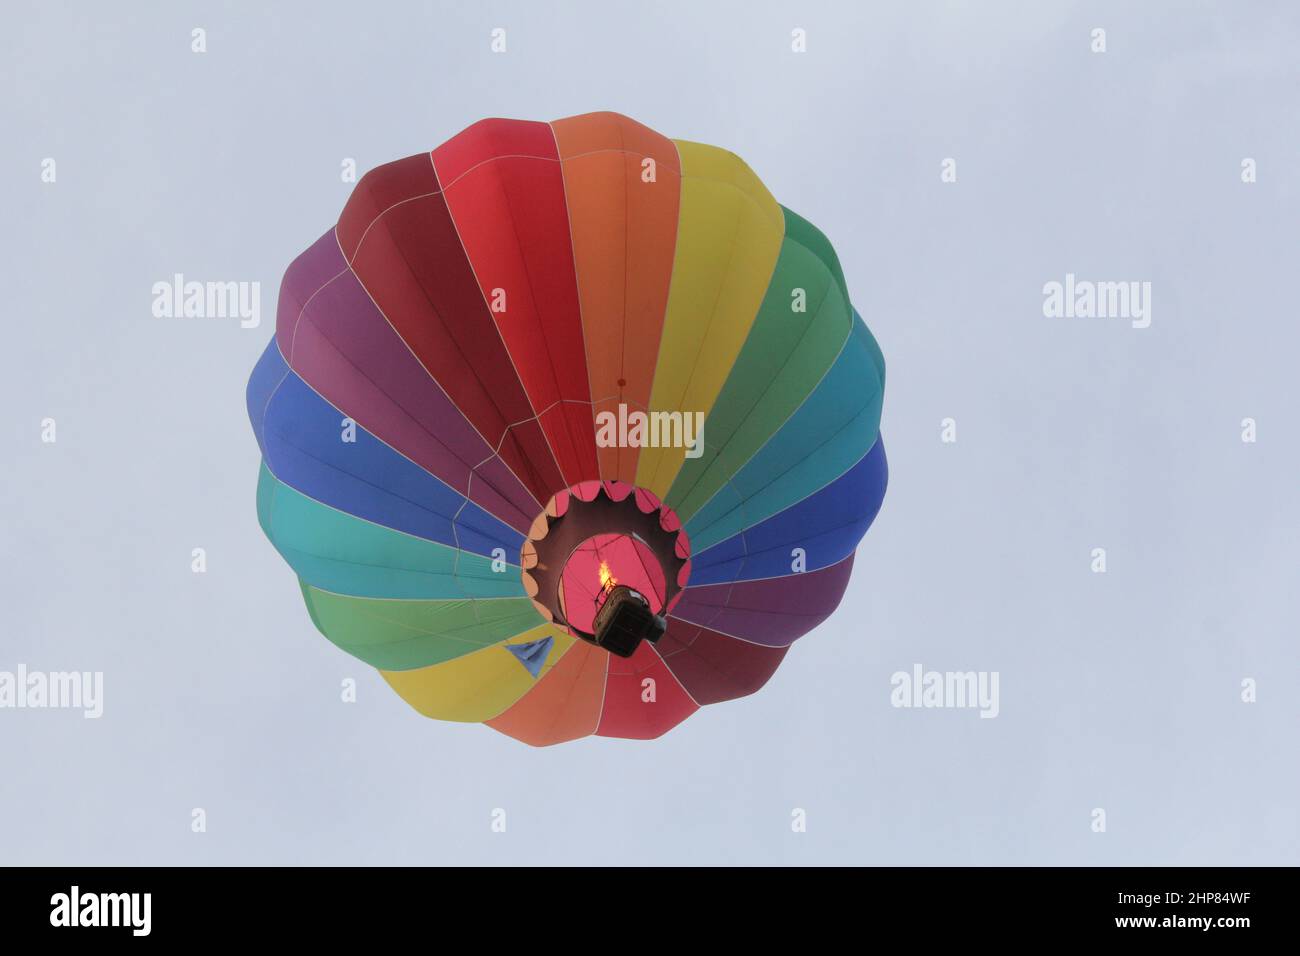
[485,641,609,746]
[550,112,682,483]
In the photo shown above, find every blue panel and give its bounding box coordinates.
[246,340,522,560]
[689,438,887,585]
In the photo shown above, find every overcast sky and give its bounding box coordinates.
[3,0,1296,865]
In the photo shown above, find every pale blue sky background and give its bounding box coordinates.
[3,0,1297,865]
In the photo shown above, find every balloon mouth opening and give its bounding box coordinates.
[520,481,690,658]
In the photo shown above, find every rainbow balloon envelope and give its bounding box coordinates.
[246,111,887,745]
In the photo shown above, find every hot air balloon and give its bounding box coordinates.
[246,111,887,745]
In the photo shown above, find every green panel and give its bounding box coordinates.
[257,464,523,600]
[300,583,546,670]
[665,206,853,521]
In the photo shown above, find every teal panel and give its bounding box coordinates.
[683,311,884,553]
[257,463,525,600]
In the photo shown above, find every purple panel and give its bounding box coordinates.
[669,555,855,647]
[274,230,541,532]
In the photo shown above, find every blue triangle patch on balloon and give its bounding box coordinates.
[505,637,553,679]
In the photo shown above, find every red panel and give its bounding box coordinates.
[433,119,600,489]
[595,642,698,739]
[656,620,790,705]
[336,153,565,505]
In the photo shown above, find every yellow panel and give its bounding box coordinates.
[635,140,785,498]
[379,625,575,722]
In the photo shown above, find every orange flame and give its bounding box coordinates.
[598,560,616,592]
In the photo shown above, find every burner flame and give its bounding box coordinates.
[598,560,616,593]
